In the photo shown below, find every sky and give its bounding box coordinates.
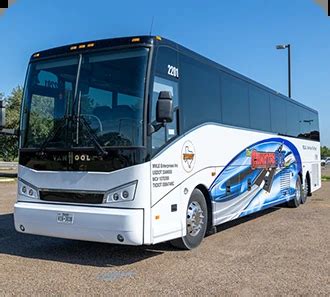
[0,0,329,146]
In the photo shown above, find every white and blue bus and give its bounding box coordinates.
[4,36,320,249]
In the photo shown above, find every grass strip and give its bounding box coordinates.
[321,176,330,181]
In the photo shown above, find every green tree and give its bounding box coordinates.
[321,146,330,158]
[0,86,22,161]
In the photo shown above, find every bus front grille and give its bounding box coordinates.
[39,191,104,204]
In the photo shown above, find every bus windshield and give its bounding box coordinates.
[20,47,149,149]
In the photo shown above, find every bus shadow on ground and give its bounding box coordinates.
[0,206,283,264]
[0,213,163,267]
[147,206,282,252]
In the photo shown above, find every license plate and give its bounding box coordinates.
[57,213,74,224]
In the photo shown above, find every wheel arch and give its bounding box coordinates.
[298,171,303,183]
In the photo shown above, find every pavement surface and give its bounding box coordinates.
[0,168,329,296]
[0,162,17,178]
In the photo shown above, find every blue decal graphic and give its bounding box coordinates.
[209,138,301,223]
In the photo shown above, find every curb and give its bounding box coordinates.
[0,178,16,183]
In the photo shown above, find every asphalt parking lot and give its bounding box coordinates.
[0,169,329,296]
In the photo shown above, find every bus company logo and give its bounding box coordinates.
[73,153,103,162]
[181,141,196,172]
[74,154,91,162]
[52,153,103,164]
[246,147,285,170]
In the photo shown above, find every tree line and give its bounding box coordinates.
[321,146,330,158]
[0,86,22,161]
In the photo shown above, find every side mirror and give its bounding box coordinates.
[0,100,6,129]
[156,91,173,123]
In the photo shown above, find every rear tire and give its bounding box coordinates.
[287,177,303,208]
[170,189,208,250]
[301,176,309,204]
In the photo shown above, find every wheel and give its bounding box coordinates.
[287,176,303,208]
[301,176,309,204]
[170,189,208,250]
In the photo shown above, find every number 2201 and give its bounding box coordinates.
[167,65,179,78]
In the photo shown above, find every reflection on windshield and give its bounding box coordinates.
[22,57,78,148]
[21,48,149,149]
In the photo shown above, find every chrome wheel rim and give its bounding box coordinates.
[187,201,205,237]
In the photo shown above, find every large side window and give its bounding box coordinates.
[155,46,178,79]
[310,112,320,141]
[270,95,287,135]
[299,108,320,141]
[151,46,180,153]
[299,107,311,139]
[221,73,249,128]
[249,86,271,132]
[180,54,220,132]
[286,101,300,137]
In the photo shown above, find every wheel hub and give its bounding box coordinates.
[187,201,205,237]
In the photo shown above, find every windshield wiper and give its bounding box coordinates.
[78,116,108,157]
[73,88,107,157]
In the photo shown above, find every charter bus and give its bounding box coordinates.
[2,35,320,249]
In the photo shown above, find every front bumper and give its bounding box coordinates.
[14,202,144,245]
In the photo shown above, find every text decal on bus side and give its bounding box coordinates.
[167,65,179,78]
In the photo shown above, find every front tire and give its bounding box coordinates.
[170,189,208,250]
[287,177,303,208]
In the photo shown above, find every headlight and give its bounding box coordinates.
[18,179,39,199]
[103,181,137,203]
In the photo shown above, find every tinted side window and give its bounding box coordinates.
[249,86,271,132]
[155,46,178,79]
[286,102,300,137]
[180,54,220,131]
[310,112,320,141]
[221,73,249,128]
[300,108,320,141]
[299,107,311,139]
[270,95,286,135]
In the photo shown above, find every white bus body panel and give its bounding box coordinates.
[14,203,144,245]
[14,162,152,245]
[14,123,321,246]
[150,123,321,243]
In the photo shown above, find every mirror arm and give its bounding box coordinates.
[147,122,165,135]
